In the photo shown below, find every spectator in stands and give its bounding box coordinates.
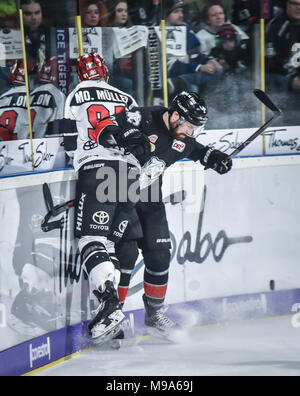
[196,1,249,56]
[80,0,109,27]
[210,23,248,74]
[164,0,223,99]
[232,1,284,34]
[273,0,285,16]
[21,0,50,67]
[231,0,261,34]
[265,0,300,95]
[108,0,132,26]
[208,22,250,117]
[107,0,135,95]
[124,0,160,25]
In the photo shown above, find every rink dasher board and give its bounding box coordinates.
[0,288,299,377]
[1,155,300,376]
[1,154,300,191]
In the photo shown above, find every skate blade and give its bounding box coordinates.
[146,325,185,343]
[91,311,125,345]
[92,322,124,345]
[109,338,122,350]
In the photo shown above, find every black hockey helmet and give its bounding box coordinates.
[170,91,208,127]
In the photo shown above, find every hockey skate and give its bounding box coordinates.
[109,327,125,350]
[143,294,182,342]
[89,280,125,345]
[109,301,125,349]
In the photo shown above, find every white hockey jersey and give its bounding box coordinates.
[30,83,66,138]
[64,80,139,172]
[0,86,29,140]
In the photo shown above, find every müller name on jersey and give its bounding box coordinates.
[71,87,130,106]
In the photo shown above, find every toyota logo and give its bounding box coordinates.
[93,211,110,225]
[119,220,128,233]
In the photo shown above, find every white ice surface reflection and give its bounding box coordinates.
[36,316,300,377]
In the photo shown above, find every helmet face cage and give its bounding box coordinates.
[38,57,57,84]
[171,91,208,132]
[10,60,26,86]
[77,52,109,82]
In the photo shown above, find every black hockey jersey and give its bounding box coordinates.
[96,106,210,189]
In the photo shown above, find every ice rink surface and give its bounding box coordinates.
[35,315,300,377]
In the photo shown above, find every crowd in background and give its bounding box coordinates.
[0,0,299,138]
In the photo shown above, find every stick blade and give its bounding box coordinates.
[254,89,281,113]
[43,183,55,215]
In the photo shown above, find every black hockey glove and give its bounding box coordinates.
[123,134,152,165]
[115,128,146,149]
[202,147,232,174]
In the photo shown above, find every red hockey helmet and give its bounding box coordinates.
[77,52,109,82]
[9,59,25,86]
[38,57,58,84]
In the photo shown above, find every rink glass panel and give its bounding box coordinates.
[0,1,298,174]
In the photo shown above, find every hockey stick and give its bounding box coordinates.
[42,183,75,232]
[43,183,56,216]
[227,89,281,160]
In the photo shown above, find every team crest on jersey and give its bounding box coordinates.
[126,110,142,127]
[172,140,186,153]
[149,134,158,144]
[140,156,166,190]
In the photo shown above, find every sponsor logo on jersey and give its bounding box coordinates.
[149,134,158,144]
[156,238,171,244]
[140,156,166,189]
[76,193,86,232]
[126,110,142,127]
[90,211,110,231]
[119,220,128,233]
[124,128,138,138]
[84,140,98,150]
[172,140,186,153]
[93,211,110,225]
[203,147,214,164]
[113,220,129,238]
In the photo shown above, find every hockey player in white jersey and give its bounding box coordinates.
[64,52,151,344]
[30,57,66,138]
[0,60,30,141]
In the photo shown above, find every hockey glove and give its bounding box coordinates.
[115,128,147,149]
[203,147,232,174]
[96,121,152,164]
[123,134,152,165]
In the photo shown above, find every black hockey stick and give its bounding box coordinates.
[42,183,75,232]
[43,183,56,216]
[226,89,281,160]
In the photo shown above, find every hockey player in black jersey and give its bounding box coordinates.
[93,91,232,339]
